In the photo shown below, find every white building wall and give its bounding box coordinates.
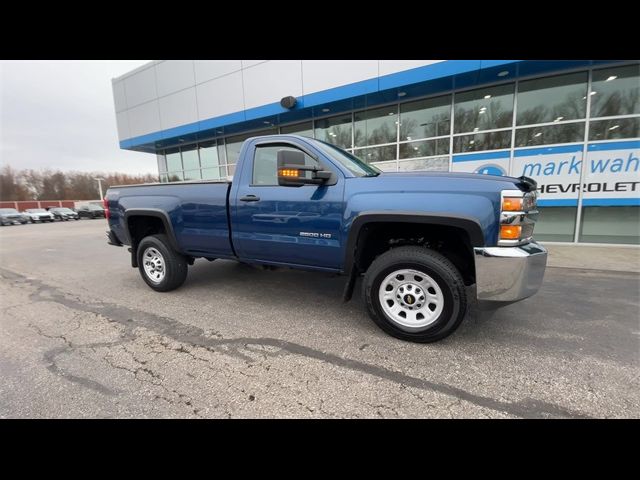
[112,60,444,141]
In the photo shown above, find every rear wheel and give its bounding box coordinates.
[136,234,188,292]
[363,246,467,343]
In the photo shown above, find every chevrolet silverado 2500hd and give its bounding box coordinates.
[105,134,547,343]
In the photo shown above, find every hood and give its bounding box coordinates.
[375,171,536,192]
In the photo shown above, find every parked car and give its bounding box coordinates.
[23,208,55,223]
[105,134,547,343]
[77,204,106,219]
[0,208,30,226]
[49,207,79,221]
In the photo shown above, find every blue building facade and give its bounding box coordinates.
[112,60,640,244]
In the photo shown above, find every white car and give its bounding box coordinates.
[23,208,55,223]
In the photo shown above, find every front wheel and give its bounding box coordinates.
[136,234,188,292]
[362,246,467,343]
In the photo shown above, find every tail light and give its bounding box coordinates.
[498,190,538,246]
[103,197,110,219]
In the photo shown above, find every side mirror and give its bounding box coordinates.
[277,149,331,187]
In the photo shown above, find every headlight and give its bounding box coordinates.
[499,190,539,246]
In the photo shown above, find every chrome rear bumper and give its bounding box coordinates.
[474,241,547,303]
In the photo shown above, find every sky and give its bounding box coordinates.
[1,60,157,175]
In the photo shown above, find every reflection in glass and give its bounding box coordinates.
[590,64,640,117]
[181,147,200,171]
[183,170,201,181]
[225,133,253,165]
[534,207,577,242]
[515,123,585,147]
[354,106,397,147]
[168,172,183,182]
[199,142,219,168]
[579,206,640,244]
[589,117,640,141]
[517,72,588,125]
[454,84,514,133]
[399,138,449,159]
[400,95,451,140]
[157,154,167,173]
[166,148,182,172]
[314,114,352,149]
[398,157,449,172]
[453,131,511,153]
[353,145,396,163]
[281,121,314,137]
[201,168,221,180]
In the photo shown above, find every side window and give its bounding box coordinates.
[252,144,318,186]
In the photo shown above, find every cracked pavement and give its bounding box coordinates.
[0,220,639,418]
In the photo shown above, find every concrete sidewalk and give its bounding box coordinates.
[542,243,640,273]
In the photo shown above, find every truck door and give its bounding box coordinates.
[232,140,344,269]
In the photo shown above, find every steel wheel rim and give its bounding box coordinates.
[143,247,166,284]
[378,268,444,330]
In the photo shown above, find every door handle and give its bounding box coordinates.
[240,195,260,202]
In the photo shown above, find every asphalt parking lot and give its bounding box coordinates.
[0,220,638,418]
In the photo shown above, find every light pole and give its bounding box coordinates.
[94,177,105,200]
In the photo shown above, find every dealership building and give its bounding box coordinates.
[112,60,639,244]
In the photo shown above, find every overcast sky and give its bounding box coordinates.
[1,60,157,175]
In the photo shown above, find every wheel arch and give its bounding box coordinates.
[342,212,484,301]
[123,209,182,267]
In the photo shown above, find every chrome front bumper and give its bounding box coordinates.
[474,241,547,303]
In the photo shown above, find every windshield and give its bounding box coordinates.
[0,208,19,214]
[312,139,381,177]
[53,208,74,212]
[27,209,47,213]
[88,205,104,210]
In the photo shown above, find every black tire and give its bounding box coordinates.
[362,246,467,343]
[136,234,188,292]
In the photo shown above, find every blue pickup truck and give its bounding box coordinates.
[105,134,547,343]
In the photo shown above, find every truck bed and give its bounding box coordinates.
[108,181,234,258]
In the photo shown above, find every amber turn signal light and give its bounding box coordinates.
[502,197,523,211]
[500,225,522,240]
[279,169,300,177]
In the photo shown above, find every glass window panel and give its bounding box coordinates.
[454,84,514,133]
[157,154,167,173]
[227,164,236,176]
[354,106,398,147]
[252,145,317,186]
[353,145,396,164]
[165,148,182,172]
[400,95,451,140]
[183,170,201,181]
[201,168,221,180]
[515,123,585,147]
[217,143,227,165]
[453,131,511,153]
[281,121,314,137]
[159,174,168,183]
[181,147,200,171]
[591,64,640,117]
[199,142,219,168]
[399,139,449,159]
[224,130,273,165]
[219,165,228,178]
[534,207,577,242]
[370,160,397,172]
[314,114,352,149]
[167,172,183,182]
[579,206,640,244]
[589,117,640,141]
[398,157,450,172]
[516,72,588,125]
